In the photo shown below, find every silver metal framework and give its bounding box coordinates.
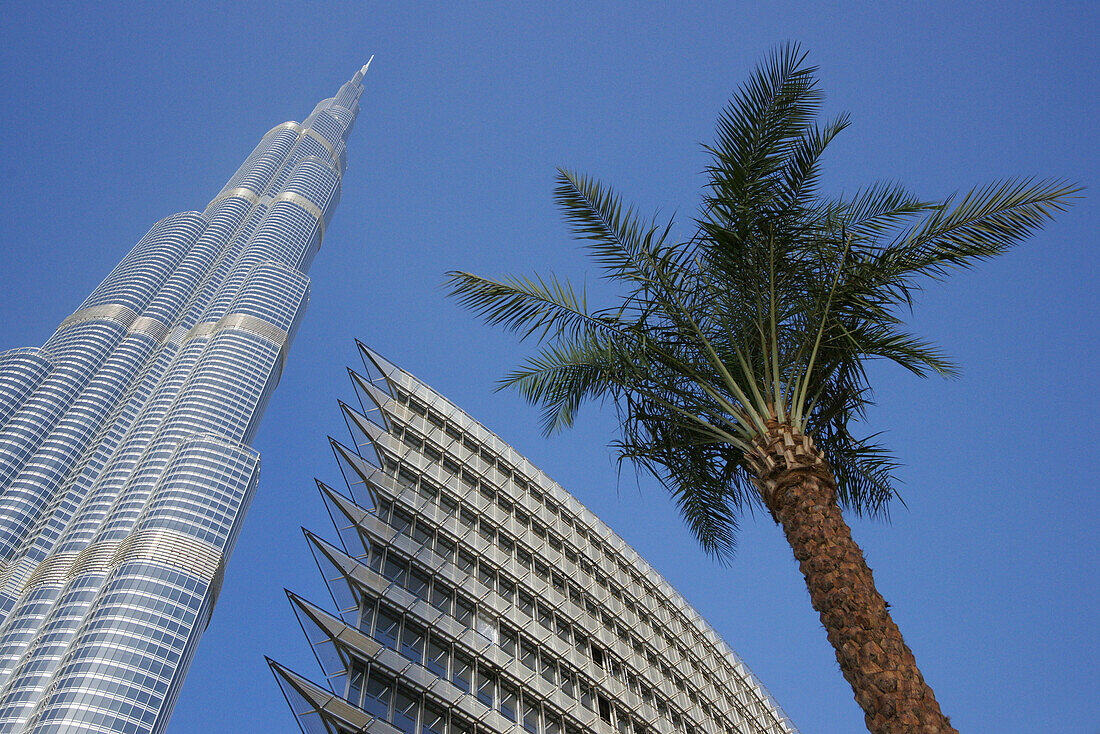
[271,343,798,734]
[0,64,371,733]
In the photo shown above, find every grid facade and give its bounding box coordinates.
[0,64,371,733]
[271,344,798,734]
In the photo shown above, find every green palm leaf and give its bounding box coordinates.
[446,42,1079,559]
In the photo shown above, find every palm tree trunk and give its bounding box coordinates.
[747,424,955,734]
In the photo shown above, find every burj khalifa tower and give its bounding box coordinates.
[0,63,370,732]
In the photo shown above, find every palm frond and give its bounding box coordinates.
[447,43,1079,561]
[816,429,900,519]
[615,403,751,563]
[500,330,629,434]
[776,113,851,214]
[704,42,823,231]
[839,181,933,240]
[833,321,958,379]
[555,168,673,286]
[443,270,620,343]
[870,178,1082,303]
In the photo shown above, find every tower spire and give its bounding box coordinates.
[352,54,374,86]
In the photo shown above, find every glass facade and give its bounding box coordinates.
[271,344,799,734]
[0,64,371,733]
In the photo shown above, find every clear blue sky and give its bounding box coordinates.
[1,2,1096,732]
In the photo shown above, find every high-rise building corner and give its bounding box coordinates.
[270,343,799,734]
[0,64,370,733]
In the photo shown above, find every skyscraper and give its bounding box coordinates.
[0,63,370,733]
[271,344,797,734]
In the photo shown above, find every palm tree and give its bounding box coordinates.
[445,45,1077,733]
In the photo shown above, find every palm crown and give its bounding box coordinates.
[446,45,1076,562]
[448,43,1079,732]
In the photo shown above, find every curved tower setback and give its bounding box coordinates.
[271,343,798,734]
[0,64,371,733]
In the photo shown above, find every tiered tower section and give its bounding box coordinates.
[0,64,370,733]
[271,343,798,734]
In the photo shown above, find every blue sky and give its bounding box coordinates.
[0,2,1096,732]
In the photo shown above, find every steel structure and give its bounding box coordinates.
[271,344,798,734]
[0,64,370,733]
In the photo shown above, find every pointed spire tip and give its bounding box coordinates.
[360,55,374,75]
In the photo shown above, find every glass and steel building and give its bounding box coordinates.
[271,343,798,734]
[0,64,371,733]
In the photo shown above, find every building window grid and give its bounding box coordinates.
[333,591,648,734]
[386,394,742,678]
[0,84,356,733]
[355,393,787,734]
[345,495,706,734]
[372,498,702,732]
[334,661,501,734]
[323,363,793,731]
[378,431,699,691]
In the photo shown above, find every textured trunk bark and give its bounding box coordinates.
[747,423,956,734]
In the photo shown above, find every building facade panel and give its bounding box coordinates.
[272,343,797,734]
[0,64,371,731]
